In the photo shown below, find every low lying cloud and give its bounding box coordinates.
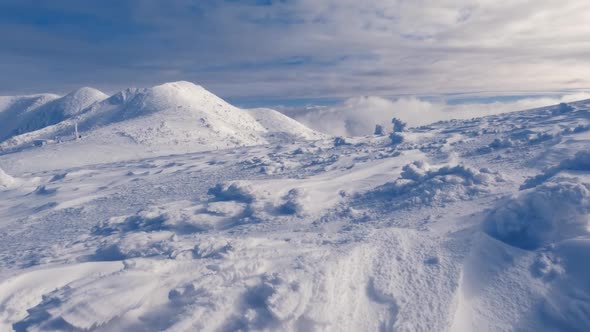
[289,93,590,136]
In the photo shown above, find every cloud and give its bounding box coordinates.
[289,92,590,136]
[0,0,589,99]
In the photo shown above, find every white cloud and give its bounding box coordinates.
[291,92,590,136]
[201,0,590,99]
[1,1,590,98]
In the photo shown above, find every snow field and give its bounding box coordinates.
[0,87,588,331]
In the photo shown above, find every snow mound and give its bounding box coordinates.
[521,151,590,189]
[91,204,210,260]
[364,161,503,209]
[207,181,312,220]
[476,137,514,153]
[551,102,575,115]
[276,188,311,217]
[208,182,257,203]
[92,206,171,235]
[0,167,17,189]
[484,180,590,249]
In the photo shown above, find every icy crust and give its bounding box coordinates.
[363,161,503,209]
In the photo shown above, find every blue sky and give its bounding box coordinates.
[1,0,589,108]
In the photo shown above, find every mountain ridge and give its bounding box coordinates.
[0,81,326,166]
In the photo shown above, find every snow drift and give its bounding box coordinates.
[0,167,16,189]
[484,180,590,249]
[362,161,503,209]
[521,151,590,189]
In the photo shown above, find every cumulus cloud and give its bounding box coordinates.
[290,93,590,136]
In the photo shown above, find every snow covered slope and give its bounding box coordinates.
[0,93,60,141]
[73,81,271,150]
[0,98,588,331]
[247,108,326,141]
[0,82,324,170]
[0,88,107,142]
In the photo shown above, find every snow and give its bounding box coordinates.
[0,88,106,143]
[0,82,324,172]
[361,160,503,210]
[484,180,590,249]
[521,150,590,189]
[0,94,60,142]
[0,167,17,189]
[0,85,589,331]
[247,108,327,141]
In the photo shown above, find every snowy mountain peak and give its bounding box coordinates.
[105,88,143,105]
[104,82,213,110]
[56,87,108,115]
[0,82,324,159]
[65,86,107,100]
[154,80,205,91]
[148,81,228,110]
[94,81,244,123]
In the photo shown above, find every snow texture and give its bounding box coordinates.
[362,160,503,209]
[485,180,590,249]
[0,84,589,332]
[0,167,17,189]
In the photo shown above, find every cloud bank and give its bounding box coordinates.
[290,93,590,136]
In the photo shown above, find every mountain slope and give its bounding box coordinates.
[0,82,325,170]
[247,107,327,140]
[0,98,588,331]
[74,81,270,147]
[0,88,107,142]
[0,93,60,141]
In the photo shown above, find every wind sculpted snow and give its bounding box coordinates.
[0,86,589,331]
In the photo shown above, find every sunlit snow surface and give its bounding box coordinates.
[0,91,589,331]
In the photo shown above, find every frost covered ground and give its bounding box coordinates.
[0,85,589,331]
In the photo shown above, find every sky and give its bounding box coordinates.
[1,0,590,134]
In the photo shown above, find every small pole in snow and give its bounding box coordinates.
[74,122,79,140]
